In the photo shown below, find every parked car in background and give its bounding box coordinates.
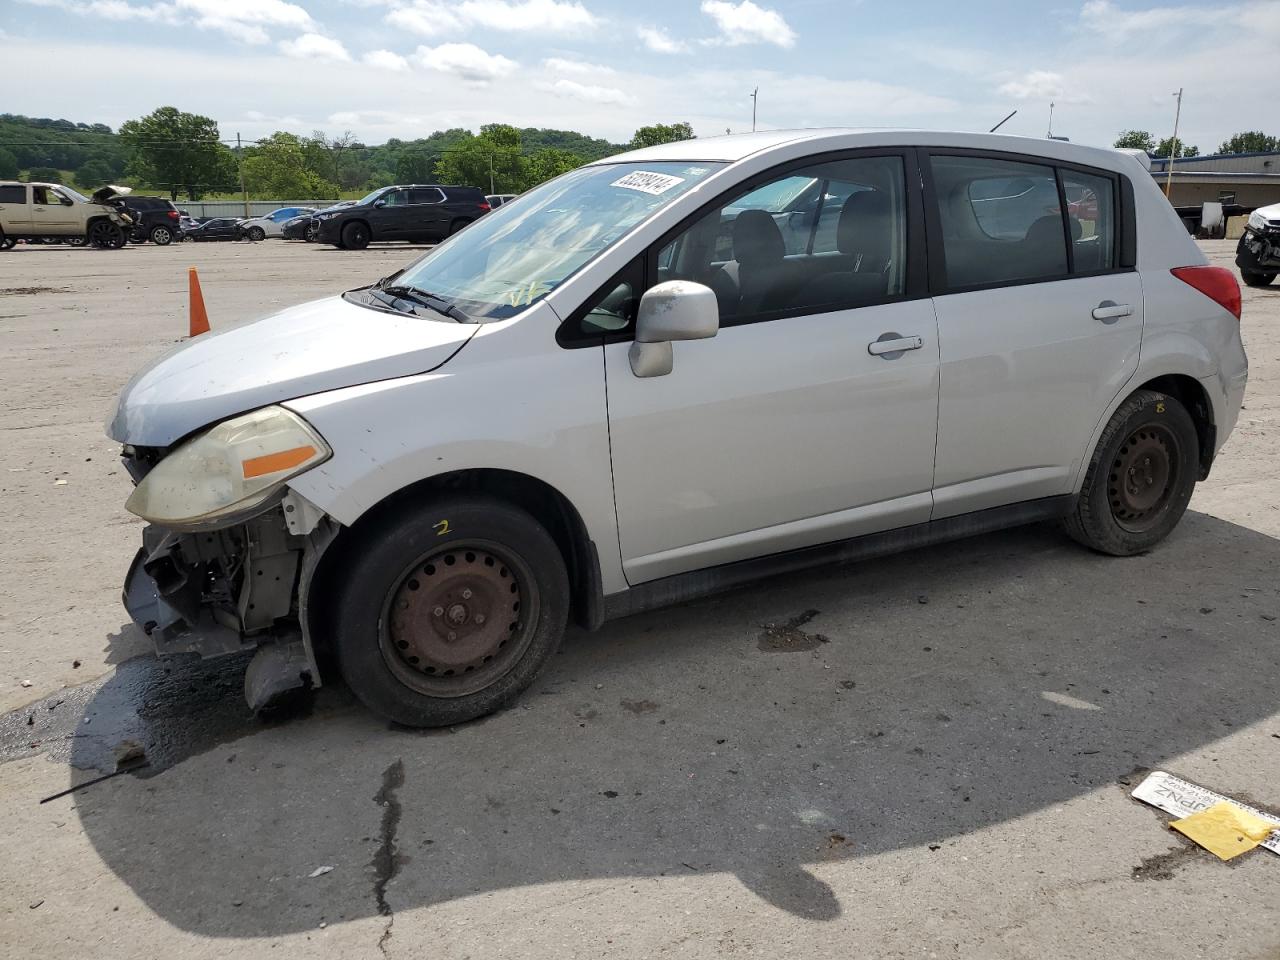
[0,181,134,249]
[315,185,489,249]
[184,217,244,241]
[120,195,183,245]
[486,194,518,208]
[239,206,317,241]
[178,212,203,235]
[109,130,1247,728]
[282,200,357,242]
[1237,201,1280,287]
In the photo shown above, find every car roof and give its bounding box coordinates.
[592,128,1146,176]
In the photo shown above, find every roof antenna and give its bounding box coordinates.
[989,109,1016,133]
[1047,101,1055,138]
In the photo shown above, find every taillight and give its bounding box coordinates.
[1171,265,1241,320]
[478,202,491,211]
[168,210,179,219]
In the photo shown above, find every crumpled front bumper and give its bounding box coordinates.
[122,504,338,708]
[1237,228,1280,271]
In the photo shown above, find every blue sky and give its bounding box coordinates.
[0,0,1274,150]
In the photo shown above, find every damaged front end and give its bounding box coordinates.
[1237,207,1280,274]
[120,441,339,712]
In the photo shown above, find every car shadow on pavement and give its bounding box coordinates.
[54,510,1280,934]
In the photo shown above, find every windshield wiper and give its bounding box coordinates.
[376,283,471,323]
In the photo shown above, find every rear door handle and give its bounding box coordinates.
[868,334,924,357]
[1092,301,1133,322]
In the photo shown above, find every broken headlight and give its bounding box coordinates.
[126,405,330,529]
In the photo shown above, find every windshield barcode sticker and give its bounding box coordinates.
[611,171,685,196]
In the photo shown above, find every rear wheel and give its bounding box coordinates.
[341,221,370,250]
[447,218,471,236]
[88,220,124,249]
[0,234,15,250]
[1063,389,1199,556]
[333,496,570,727]
[150,225,174,246]
[1242,270,1277,288]
[245,225,266,242]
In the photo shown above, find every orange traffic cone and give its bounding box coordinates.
[188,266,210,337]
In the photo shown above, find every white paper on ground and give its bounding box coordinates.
[1131,770,1280,855]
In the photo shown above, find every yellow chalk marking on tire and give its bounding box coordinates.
[434,519,451,536]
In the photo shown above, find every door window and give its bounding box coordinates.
[32,186,59,205]
[1062,170,1116,273]
[656,155,907,325]
[931,155,1067,288]
[409,188,445,204]
[381,190,408,207]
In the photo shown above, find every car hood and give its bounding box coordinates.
[107,294,478,446]
[1254,201,1280,222]
[92,184,133,202]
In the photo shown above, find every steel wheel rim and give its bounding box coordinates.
[1108,422,1180,533]
[378,540,538,698]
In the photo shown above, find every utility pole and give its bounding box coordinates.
[1047,102,1055,138]
[488,153,495,194]
[237,132,249,218]
[1164,87,1183,199]
[750,87,758,132]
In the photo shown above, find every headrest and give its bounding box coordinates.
[732,209,785,265]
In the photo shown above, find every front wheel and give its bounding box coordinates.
[1063,390,1199,556]
[333,496,570,727]
[88,220,124,249]
[245,225,266,242]
[1242,270,1277,288]
[341,221,370,250]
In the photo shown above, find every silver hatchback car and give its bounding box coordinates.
[110,130,1248,726]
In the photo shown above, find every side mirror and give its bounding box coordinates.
[629,280,719,378]
[61,196,74,206]
[373,198,386,208]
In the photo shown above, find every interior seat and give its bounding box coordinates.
[716,210,803,316]
[793,191,893,309]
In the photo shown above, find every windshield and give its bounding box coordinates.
[58,186,89,203]
[391,161,724,320]
[356,187,388,206]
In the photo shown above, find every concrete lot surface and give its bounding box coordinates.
[1,238,1278,959]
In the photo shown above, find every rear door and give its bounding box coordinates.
[924,150,1142,517]
[0,184,29,233]
[408,188,447,239]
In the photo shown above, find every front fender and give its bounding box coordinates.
[282,305,627,594]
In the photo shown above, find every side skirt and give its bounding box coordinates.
[599,495,1075,623]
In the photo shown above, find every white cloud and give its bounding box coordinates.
[279,32,350,60]
[543,56,613,74]
[997,70,1090,104]
[15,0,180,23]
[415,42,517,82]
[700,0,795,48]
[636,24,689,54]
[1078,0,1221,39]
[387,0,594,36]
[175,0,314,43]
[363,48,411,71]
[543,77,632,105]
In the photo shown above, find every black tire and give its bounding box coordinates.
[1242,270,1277,288]
[341,220,370,250]
[0,232,14,250]
[245,225,266,242]
[1063,389,1199,556]
[447,218,471,237]
[150,225,174,246]
[305,221,319,242]
[68,235,87,247]
[332,495,570,727]
[88,220,123,249]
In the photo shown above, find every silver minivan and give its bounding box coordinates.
[110,130,1249,726]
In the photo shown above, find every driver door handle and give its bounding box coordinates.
[867,334,924,357]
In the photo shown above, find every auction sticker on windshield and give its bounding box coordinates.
[611,171,686,196]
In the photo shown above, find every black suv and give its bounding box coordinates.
[315,184,489,250]
[120,196,184,245]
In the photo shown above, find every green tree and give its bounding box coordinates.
[525,148,583,187]
[1217,131,1279,154]
[1154,136,1198,159]
[75,158,114,187]
[1113,130,1155,152]
[435,129,525,192]
[628,122,695,150]
[27,166,62,182]
[119,107,230,200]
[0,147,17,179]
[240,132,338,199]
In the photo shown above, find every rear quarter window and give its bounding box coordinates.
[0,185,26,203]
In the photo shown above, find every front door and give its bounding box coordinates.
[602,153,940,584]
[32,185,80,235]
[925,152,1144,517]
[370,189,409,239]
